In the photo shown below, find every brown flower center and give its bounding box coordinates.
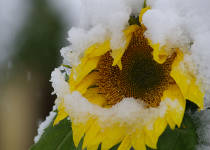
[89,26,176,107]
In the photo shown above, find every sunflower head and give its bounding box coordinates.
[84,26,178,108]
[53,7,204,150]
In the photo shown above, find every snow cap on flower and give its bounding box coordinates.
[50,0,210,149]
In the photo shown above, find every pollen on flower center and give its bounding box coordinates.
[88,26,177,108]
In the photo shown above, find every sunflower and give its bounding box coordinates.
[53,8,204,150]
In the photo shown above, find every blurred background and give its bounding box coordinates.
[0,0,76,149]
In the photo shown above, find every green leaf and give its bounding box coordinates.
[128,15,140,26]
[62,64,72,69]
[147,113,198,150]
[143,0,147,8]
[30,117,82,150]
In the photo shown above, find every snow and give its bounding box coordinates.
[50,68,69,98]
[192,110,210,150]
[58,0,145,66]
[34,105,57,143]
[143,0,210,100]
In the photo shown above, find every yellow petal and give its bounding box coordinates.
[83,120,102,150]
[70,56,101,92]
[139,6,168,65]
[170,50,204,109]
[72,122,85,147]
[152,117,167,141]
[162,84,186,128]
[53,100,68,125]
[144,126,159,149]
[112,25,139,69]
[86,145,99,150]
[143,118,167,149]
[101,124,127,150]
[165,113,176,130]
[69,40,111,92]
[143,84,184,148]
[72,118,94,147]
[84,40,110,58]
[74,71,98,95]
[139,6,151,23]
[83,88,106,106]
[131,129,146,150]
[118,136,131,150]
[148,40,168,64]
